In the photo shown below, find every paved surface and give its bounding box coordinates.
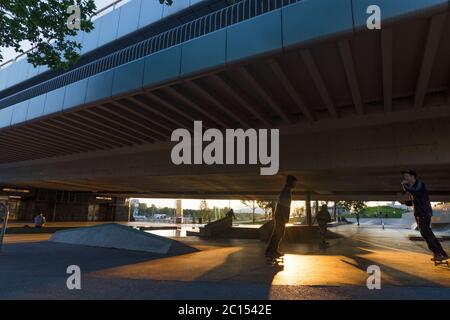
[0,224,449,300]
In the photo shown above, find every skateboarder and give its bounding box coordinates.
[317,204,332,247]
[265,175,297,259]
[225,209,236,220]
[399,170,448,262]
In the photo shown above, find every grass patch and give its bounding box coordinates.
[342,206,407,218]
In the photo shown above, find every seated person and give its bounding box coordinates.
[34,211,47,228]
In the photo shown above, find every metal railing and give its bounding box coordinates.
[0,203,9,252]
[0,0,300,109]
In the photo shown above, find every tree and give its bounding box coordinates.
[292,205,304,219]
[256,200,276,220]
[336,201,367,214]
[199,200,211,223]
[137,203,147,216]
[219,206,230,219]
[148,204,158,216]
[241,200,258,223]
[0,0,173,70]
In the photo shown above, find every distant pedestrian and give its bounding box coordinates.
[399,170,448,261]
[355,212,360,226]
[34,210,46,228]
[225,209,236,220]
[317,204,331,247]
[265,175,297,259]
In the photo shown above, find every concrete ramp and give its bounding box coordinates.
[49,223,196,254]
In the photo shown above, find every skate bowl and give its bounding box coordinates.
[49,223,197,254]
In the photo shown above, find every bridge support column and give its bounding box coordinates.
[333,202,337,221]
[305,192,312,226]
[175,199,183,224]
[315,200,319,221]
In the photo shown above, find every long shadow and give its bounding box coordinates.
[192,244,282,299]
[0,242,173,273]
[280,230,447,288]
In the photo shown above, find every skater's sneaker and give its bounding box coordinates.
[433,254,447,261]
[266,251,282,259]
[275,251,284,257]
[438,254,449,261]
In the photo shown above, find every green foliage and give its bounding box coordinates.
[199,200,212,221]
[0,0,96,69]
[341,205,407,218]
[1,0,173,70]
[336,201,367,213]
[256,200,276,219]
[359,206,406,218]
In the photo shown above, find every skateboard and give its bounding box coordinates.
[432,258,449,267]
[266,256,284,265]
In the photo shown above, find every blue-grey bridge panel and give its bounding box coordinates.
[181,29,227,77]
[117,0,142,38]
[44,87,66,116]
[227,10,282,64]
[81,19,103,55]
[353,0,448,29]
[283,0,353,49]
[63,79,89,111]
[26,95,47,120]
[98,9,121,48]
[10,100,29,125]
[0,107,13,128]
[143,45,183,88]
[86,70,114,104]
[112,59,145,96]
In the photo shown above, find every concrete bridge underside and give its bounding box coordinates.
[2,10,450,201]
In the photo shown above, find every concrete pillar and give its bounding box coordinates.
[305,192,312,226]
[315,200,319,222]
[111,197,130,221]
[333,202,337,221]
[175,199,183,224]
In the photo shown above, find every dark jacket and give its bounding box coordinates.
[274,185,292,222]
[402,180,433,217]
[317,209,331,226]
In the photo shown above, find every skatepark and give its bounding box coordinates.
[1,216,449,300]
[1,0,450,302]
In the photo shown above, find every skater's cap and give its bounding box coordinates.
[401,170,417,177]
